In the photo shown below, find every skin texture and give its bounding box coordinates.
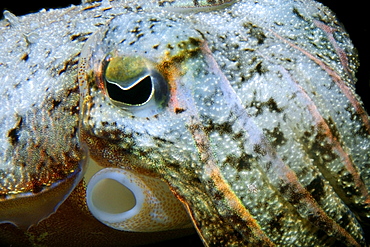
[0,0,369,246]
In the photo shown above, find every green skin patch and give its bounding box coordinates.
[104,56,149,89]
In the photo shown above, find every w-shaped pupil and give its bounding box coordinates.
[107,76,153,105]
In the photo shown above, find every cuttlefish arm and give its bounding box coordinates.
[174,42,368,246]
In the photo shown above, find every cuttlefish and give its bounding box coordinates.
[0,0,369,246]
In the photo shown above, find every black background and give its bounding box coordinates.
[0,1,368,246]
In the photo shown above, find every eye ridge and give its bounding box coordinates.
[106,75,153,106]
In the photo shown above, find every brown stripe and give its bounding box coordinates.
[187,117,275,246]
[278,65,370,208]
[271,30,370,134]
[199,41,362,246]
[312,20,352,80]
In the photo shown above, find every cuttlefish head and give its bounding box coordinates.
[78,11,236,241]
[78,2,369,246]
[78,10,277,245]
[77,14,204,233]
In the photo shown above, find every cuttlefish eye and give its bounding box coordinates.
[102,56,169,117]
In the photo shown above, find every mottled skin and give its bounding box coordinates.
[1,0,370,246]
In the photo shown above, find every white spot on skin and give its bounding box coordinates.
[247,183,258,194]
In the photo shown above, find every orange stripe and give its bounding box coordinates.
[188,118,275,246]
[199,40,362,246]
[271,30,370,134]
[278,65,370,204]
